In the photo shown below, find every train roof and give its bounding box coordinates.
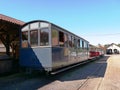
[21,20,89,43]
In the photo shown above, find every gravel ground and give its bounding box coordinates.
[0,55,120,90]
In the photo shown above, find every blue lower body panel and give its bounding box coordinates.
[19,48,43,70]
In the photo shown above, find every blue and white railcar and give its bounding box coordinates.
[20,20,89,72]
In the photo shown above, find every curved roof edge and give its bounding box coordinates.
[21,20,51,28]
[21,20,89,43]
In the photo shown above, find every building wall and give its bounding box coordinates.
[107,44,120,54]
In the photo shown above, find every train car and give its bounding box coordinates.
[20,20,89,72]
[89,44,104,59]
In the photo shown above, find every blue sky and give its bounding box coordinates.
[0,0,120,45]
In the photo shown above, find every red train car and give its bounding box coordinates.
[89,44,104,59]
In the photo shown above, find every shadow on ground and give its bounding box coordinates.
[0,56,110,90]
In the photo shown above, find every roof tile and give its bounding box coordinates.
[0,14,25,25]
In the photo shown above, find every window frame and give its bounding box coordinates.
[51,28,59,46]
[30,29,38,47]
[40,27,50,46]
[21,31,29,48]
[64,33,68,47]
[58,31,64,47]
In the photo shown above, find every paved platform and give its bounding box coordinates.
[98,55,120,90]
[0,55,120,90]
[38,55,120,90]
[76,55,120,90]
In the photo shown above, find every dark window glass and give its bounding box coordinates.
[59,31,64,46]
[22,31,28,48]
[30,30,38,47]
[82,40,84,49]
[77,39,80,48]
[74,38,78,48]
[52,29,58,46]
[40,28,49,46]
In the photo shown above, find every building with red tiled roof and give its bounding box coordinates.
[0,14,24,25]
[0,14,25,74]
[0,14,25,56]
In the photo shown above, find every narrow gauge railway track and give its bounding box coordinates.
[77,61,105,90]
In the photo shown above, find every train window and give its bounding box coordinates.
[87,43,89,50]
[40,28,49,46]
[80,39,82,48]
[71,36,74,47]
[84,42,87,49]
[64,34,68,47]
[40,22,49,28]
[82,40,84,49]
[74,38,77,48]
[77,39,80,48]
[30,30,38,47]
[59,31,64,46]
[22,25,29,31]
[68,35,72,47]
[52,29,59,46]
[30,22,39,29]
[22,31,28,48]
